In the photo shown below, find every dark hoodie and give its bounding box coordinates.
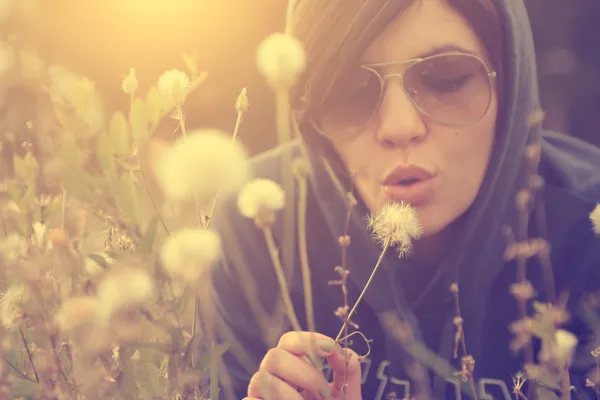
[210,0,600,398]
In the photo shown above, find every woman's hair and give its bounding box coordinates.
[289,0,504,124]
[288,0,504,185]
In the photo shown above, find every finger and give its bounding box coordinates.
[247,370,303,400]
[260,347,333,399]
[325,344,362,399]
[277,331,338,360]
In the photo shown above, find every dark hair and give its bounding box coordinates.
[288,0,504,184]
[290,0,503,113]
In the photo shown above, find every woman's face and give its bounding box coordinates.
[321,0,498,236]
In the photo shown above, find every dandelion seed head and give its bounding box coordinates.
[237,178,285,228]
[368,201,423,258]
[156,69,190,106]
[590,203,600,235]
[161,228,221,283]
[55,296,101,333]
[256,33,306,90]
[96,267,154,321]
[156,129,249,202]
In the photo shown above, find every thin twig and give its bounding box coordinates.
[335,239,390,342]
[296,172,314,332]
[263,226,302,331]
[3,356,35,382]
[19,326,38,382]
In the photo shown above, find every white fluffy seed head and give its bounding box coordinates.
[156,69,190,106]
[368,201,423,258]
[156,129,249,203]
[161,228,221,283]
[237,178,285,228]
[96,267,154,322]
[256,33,306,90]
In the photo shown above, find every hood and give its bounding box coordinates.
[287,0,543,392]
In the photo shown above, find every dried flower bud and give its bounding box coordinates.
[292,157,310,179]
[510,280,536,302]
[524,143,542,166]
[453,316,463,327]
[338,235,351,248]
[121,67,138,95]
[529,174,544,192]
[515,189,532,211]
[235,87,249,113]
[527,109,546,127]
[450,282,459,293]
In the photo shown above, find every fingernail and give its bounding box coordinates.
[317,339,335,354]
[319,385,332,399]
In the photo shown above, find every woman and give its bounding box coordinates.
[210,0,600,398]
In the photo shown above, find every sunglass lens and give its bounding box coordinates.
[403,53,493,124]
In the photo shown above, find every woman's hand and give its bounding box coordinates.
[243,331,362,400]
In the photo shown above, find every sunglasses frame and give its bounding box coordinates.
[308,52,497,140]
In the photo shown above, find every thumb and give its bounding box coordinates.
[324,343,362,399]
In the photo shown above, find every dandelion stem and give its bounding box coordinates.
[60,186,66,231]
[3,355,34,382]
[296,174,315,332]
[263,226,302,331]
[335,239,390,342]
[19,326,38,383]
[138,153,170,235]
[204,104,246,230]
[175,105,203,228]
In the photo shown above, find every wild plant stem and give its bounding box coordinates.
[335,239,390,342]
[3,356,34,381]
[204,107,245,230]
[451,290,478,400]
[296,175,315,332]
[19,326,38,383]
[138,153,170,235]
[263,226,302,331]
[60,186,66,231]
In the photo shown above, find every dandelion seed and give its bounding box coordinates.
[0,284,26,328]
[156,69,190,106]
[237,178,285,228]
[96,267,154,322]
[161,228,221,283]
[256,33,306,90]
[368,201,423,258]
[121,67,138,95]
[156,129,249,202]
[590,203,600,235]
[55,296,101,333]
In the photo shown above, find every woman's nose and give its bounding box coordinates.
[373,80,427,147]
